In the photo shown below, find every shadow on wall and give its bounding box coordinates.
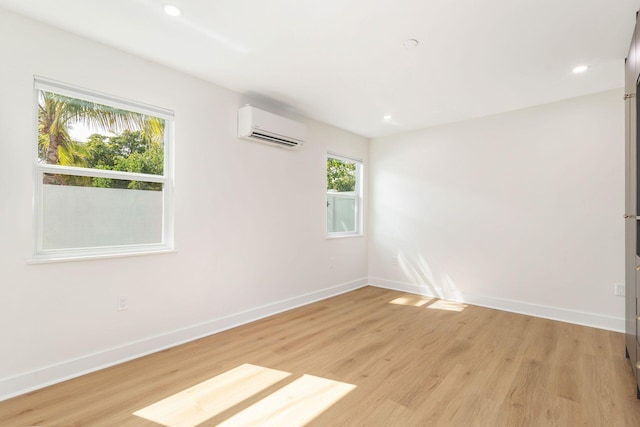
[396,251,463,302]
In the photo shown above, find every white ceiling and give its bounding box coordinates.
[1,0,638,138]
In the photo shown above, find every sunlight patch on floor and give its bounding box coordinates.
[133,363,291,427]
[427,300,467,312]
[216,374,356,427]
[389,295,433,307]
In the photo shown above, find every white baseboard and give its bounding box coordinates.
[368,277,625,333]
[0,278,368,402]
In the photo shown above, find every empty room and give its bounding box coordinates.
[2,0,640,425]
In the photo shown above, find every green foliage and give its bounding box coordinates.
[38,90,150,167]
[327,158,356,192]
[85,134,119,169]
[57,141,93,186]
[85,130,164,191]
[37,91,165,191]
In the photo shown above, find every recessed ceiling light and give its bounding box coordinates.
[402,39,419,49]
[572,65,588,74]
[383,115,392,121]
[164,4,181,17]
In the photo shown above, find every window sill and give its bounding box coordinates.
[327,233,363,240]
[27,248,176,264]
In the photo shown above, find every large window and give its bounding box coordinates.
[33,77,174,260]
[327,153,362,237]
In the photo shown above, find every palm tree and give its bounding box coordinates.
[56,141,94,187]
[37,91,163,184]
[57,140,90,168]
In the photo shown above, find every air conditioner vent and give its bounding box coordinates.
[238,105,306,149]
[250,131,300,147]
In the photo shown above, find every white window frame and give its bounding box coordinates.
[32,77,175,262]
[326,152,363,238]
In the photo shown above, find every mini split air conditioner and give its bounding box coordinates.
[237,105,306,149]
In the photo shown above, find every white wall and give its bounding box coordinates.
[368,89,625,330]
[0,9,368,399]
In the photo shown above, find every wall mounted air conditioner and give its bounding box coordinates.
[238,104,306,149]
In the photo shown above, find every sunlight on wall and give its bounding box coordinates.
[416,254,437,289]
[397,252,434,294]
[441,273,463,302]
[133,364,290,427]
[216,374,356,427]
[396,251,464,302]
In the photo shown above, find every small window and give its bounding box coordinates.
[327,153,362,237]
[33,77,174,260]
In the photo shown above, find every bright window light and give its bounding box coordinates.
[427,300,467,312]
[134,364,291,427]
[217,374,356,427]
[389,295,433,307]
[572,65,588,74]
[164,4,182,17]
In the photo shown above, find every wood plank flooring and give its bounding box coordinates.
[1,286,639,426]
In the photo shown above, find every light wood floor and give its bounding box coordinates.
[2,286,640,426]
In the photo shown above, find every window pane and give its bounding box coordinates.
[34,79,173,259]
[327,195,356,233]
[43,173,162,191]
[41,176,163,250]
[327,157,356,192]
[37,90,165,176]
[326,155,361,236]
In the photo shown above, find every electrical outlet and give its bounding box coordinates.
[614,283,625,297]
[117,295,128,311]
